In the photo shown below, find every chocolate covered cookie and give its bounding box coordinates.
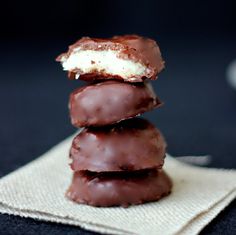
[69,80,162,127]
[57,35,164,82]
[66,169,172,207]
[70,118,166,172]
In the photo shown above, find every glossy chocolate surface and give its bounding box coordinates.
[70,118,166,172]
[57,35,165,82]
[66,169,172,207]
[69,80,162,127]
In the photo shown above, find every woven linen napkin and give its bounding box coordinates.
[0,135,235,235]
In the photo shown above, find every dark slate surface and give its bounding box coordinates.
[0,36,235,234]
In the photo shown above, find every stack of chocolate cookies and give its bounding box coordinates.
[57,35,172,207]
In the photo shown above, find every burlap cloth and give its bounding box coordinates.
[0,135,235,235]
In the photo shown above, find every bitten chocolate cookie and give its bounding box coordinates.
[66,169,172,207]
[70,118,166,172]
[69,80,161,127]
[56,35,164,82]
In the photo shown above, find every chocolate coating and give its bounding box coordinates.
[69,80,162,127]
[66,169,172,207]
[70,118,166,172]
[57,35,165,82]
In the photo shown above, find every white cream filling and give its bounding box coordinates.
[60,49,148,80]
